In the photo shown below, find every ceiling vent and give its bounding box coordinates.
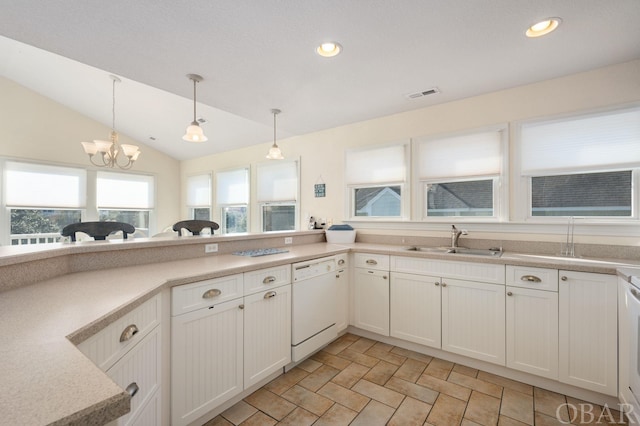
[406,87,440,99]
[196,117,208,125]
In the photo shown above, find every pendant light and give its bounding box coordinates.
[182,74,208,142]
[81,75,141,169]
[266,108,284,160]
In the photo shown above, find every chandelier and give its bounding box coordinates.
[81,75,140,169]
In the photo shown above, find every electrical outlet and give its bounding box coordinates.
[205,243,218,253]
[284,237,293,244]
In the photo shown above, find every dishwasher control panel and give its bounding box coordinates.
[292,257,336,281]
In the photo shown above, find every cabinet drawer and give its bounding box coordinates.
[354,253,389,271]
[77,294,160,371]
[506,265,558,291]
[244,264,291,295]
[172,273,244,316]
[107,326,161,426]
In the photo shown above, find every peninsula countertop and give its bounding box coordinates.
[1,239,638,425]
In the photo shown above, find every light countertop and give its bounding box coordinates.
[1,240,638,425]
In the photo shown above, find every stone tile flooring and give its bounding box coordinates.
[206,333,628,425]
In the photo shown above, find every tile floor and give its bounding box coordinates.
[205,333,628,426]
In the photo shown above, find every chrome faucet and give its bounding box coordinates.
[451,225,468,248]
[562,216,576,257]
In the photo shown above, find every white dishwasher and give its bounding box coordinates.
[291,256,338,362]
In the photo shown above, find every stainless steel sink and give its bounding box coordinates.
[405,246,503,257]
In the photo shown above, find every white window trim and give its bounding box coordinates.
[254,158,300,232]
[411,126,508,222]
[215,166,250,233]
[345,140,410,221]
[513,105,640,224]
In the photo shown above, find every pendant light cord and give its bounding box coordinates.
[192,78,197,122]
[273,111,277,145]
[112,78,116,131]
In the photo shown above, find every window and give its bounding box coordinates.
[257,160,298,232]
[519,107,640,219]
[186,174,211,220]
[416,130,504,219]
[346,142,408,219]
[216,168,249,234]
[97,172,154,237]
[4,162,85,245]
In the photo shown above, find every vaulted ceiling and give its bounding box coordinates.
[1,1,639,160]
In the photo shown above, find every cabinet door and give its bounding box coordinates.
[442,278,505,365]
[171,299,244,426]
[353,268,390,336]
[390,272,441,348]
[335,259,349,332]
[107,326,161,426]
[559,270,617,396]
[244,284,292,388]
[506,286,558,379]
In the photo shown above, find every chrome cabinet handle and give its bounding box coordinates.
[239,304,245,310]
[202,288,222,299]
[264,291,277,299]
[126,382,139,397]
[507,291,513,296]
[441,282,447,287]
[631,288,640,301]
[338,259,345,266]
[119,324,139,343]
[434,282,440,286]
[336,274,340,278]
[520,275,541,283]
[383,275,388,280]
[561,276,568,281]
[366,259,378,265]
[263,276,277,284]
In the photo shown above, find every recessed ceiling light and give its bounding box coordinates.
[316,41,342,57]
[526,18,562,38]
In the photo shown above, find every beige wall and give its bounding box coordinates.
[181,59,640,244]
[0,77,181,233]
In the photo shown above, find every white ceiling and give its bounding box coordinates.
[1,1,639,161]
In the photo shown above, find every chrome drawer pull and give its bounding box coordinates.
[126,382,139,397]
[263,276,277,284]
[520,275,542,283]
[338,259,346,266]
[631,288,640,301]
[119,324,139,343]
[365,259,378,265]
[202,288,222,299]
[264,291,277,299]
[507,291,513,296]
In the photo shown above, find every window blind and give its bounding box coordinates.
[97,171,154,209]
[345,143,407,185]
[417,130,502,180]
[186,174,211,207]
[520,108,640,176]
[256,161,298,202]
[216,168,249,205]
[5,161,86,208]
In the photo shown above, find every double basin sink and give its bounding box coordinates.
[405,246,504,257]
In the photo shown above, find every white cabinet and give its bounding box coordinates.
[353,263,390,336]
[559,270,618,396]
[77,293,162,426]
[171,265,292,425]
[390,271,441,348]
[441,278,506,366]
[244,284,292,388]
[107,327,162,426]
[505,266,558,380]
[171,298,244,426]
[335,254,349,332]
